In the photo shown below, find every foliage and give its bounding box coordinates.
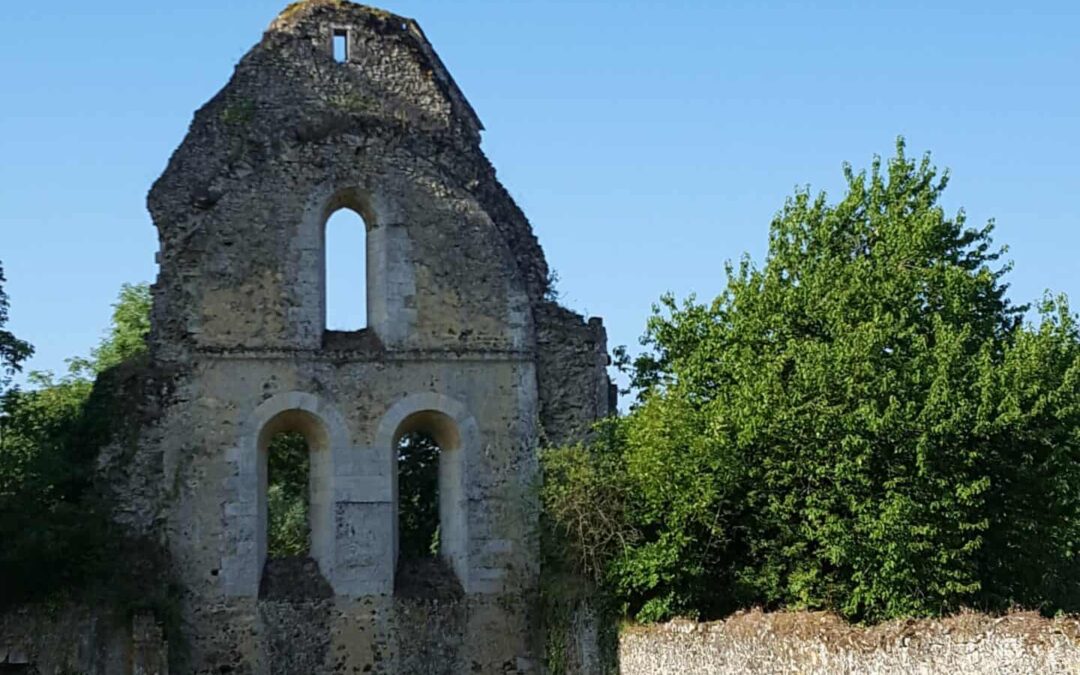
[540,443,624,674]
[543,140,1080,624]
[264,428,449,562]
[0,261,34,401]
[77,283,151,376]
[974,296,1080,611]
[220,97,255,126]
[0,282,151,605]
[0,372,105,604]
[266,431,310,558]
[544,268,562,303]
[398,431,440,559]
[538,568,620,675]
[540,421,636,583]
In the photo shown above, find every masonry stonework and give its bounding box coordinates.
[0,2,612,673]
[619,612,1080,674]
[136,2,614,672]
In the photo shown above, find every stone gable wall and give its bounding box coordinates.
[2,3,612,673]
[133,1,612,673]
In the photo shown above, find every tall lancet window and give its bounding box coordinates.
[325,208,367,331]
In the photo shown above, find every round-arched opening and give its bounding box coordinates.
[393,410,461,452]
[265,430,310,559]
[393,409,466,596]
[256,409,334,598]
[257,408,329,455]
[324,206,369,331]
[396,430,440,560]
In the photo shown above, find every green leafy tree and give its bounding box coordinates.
[544,140,1080,623]
[974,296,1080,611]
[66,283,152,377]
[0,282,151,604]
[0,260,34,398]
[0,261,35,459]
[266,431,310,558]
[398,431,441,559]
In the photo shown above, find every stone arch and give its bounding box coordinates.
[223,391,350,597]
[297,183,415,347]
[257,409,328,567]
[324,205,369,331]
[374,392,478,590]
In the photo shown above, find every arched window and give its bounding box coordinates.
[324,207,367,331]
[266,431,309,559]
[397,430,440,559]
[257,409,334,596]
[394,410,466,594]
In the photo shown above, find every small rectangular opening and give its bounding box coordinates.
[333,29,349,62]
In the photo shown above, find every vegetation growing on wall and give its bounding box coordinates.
[543,140,1080,624]
[539,500,622,675]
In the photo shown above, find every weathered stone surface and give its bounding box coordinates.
[619,610,1080,674]
[5,2,612,673]
[0,607,167,675]
[0,2,612,674]
[536,304,614,447]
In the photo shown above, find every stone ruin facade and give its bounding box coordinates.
[3,2,613,673]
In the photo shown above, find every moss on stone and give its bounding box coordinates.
[220,97,255,126]
[272,0,401,32]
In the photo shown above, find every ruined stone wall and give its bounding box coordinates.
[0,4,610,673]
[148,2,542,359]
[536,302,614,447]
[0,607,167,675]
[127,2,611,673]
[619,611,1080,674]
[148,356,542,672]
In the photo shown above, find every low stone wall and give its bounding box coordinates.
[0,605,167,675]
[619,610,1080,674]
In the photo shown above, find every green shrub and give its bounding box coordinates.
[544,140,1080,623]
[0,283,151,606]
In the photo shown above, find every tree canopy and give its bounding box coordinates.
[544,140,1080,623]
[0,261,33,397]
[0,281,152,605]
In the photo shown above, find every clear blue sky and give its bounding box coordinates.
[2,1,1078,384]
